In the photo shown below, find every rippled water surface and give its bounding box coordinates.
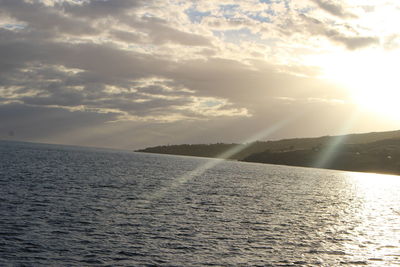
[1,141,400,266]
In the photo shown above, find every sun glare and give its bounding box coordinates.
[313,50,400,121]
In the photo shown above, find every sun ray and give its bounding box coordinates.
[313,108,360,168]
[141,111,307,204]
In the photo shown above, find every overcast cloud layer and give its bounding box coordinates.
[1,0,400,149]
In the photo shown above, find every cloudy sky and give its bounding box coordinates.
[1,0,400,149]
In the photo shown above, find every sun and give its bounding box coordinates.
[315,49,400,121]
[346,53,400,118]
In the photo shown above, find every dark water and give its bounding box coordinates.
[1,141,400,266]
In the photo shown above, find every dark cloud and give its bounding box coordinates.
[330,35,379,50]
[277,14,378,50]
[297,14,379,50]
[0,0,211,47]
[0,58,212,119]
[110,29,144,43]
[0,0,98,35]
[0,36,172,79]
[311,0,356,19]
[60,0,146,19]
[119,15,213,46]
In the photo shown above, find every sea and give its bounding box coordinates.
[1,140,400,266]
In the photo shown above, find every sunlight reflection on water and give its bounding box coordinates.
[343,172,400,264]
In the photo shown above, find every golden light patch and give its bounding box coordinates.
[312,49,400,122]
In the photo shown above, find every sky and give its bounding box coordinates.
[1,0,400,149]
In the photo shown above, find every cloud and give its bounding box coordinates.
[330,35,379,50]
[310,0,356,19]
[0,0,398,148]
[0,59,249,122]
[0,102,119,141]
[0,0,98,35]
[384,34,400,50]
[60,0,146,19]
[297,14,379,50]
[149,16,210,45]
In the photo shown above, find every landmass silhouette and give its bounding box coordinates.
[137,130,400,175]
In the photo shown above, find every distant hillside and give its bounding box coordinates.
[136,143,239,158]
[137,129,400,161]
[243,138,400,175]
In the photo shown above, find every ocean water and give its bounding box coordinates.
[1,141,400,266]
